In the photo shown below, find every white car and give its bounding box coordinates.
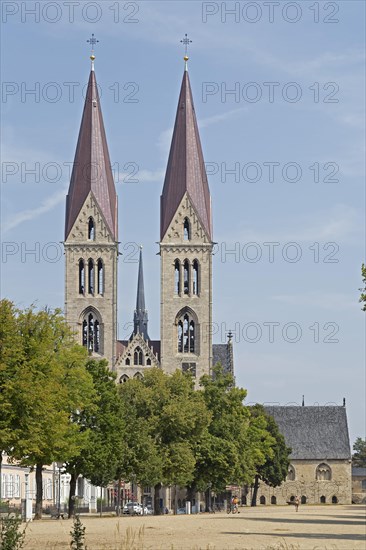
[123,502,142,515]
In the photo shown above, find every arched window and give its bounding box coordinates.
[82,311,101,353]
[183,260,189,295]
[177,309,197,354]
[125,358,130,366]
[183,218,190,240]
[332,496,338,504]
[259,496,266,505]
[287,465,296,481]
[134,372,143,380]
[120,374,129,384]
[316,463,332,481]
[79,260,85,294]
[192,260,199,295]
[178,321,183,353]
[320,495,326,504]
[242,496,247,506]
[146,358,151,366]
[97,259,104,295]
[88,259,94,294]
[271,496,277,505]
[134,347,143,366]
[301,496,307,504]
[88,217,95,240]
[174,260,181,295]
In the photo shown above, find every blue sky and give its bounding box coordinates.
[1,1,365,444]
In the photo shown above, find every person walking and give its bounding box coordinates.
[294,495,300,512]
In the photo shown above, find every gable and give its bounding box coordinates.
[65,191,115,244]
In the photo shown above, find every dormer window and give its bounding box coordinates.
[183,218,190,240]
[88,217,95,240]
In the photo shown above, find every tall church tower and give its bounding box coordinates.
[64,54,118,368]
[160,56,213,381]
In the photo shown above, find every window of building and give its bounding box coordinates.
[97,259,104,295]
[182,363,196,377]
[134,347,143,366]
[271,496,277,505]
[88,259,94,294]
[134,372,143,379]
[301,495,307,504]
[120,374,129,383]
[174,260,181,295]
[146,358,151,366]
[77,477,85,498]
[79,260,85,294]
[332,495,338,504]
[316,463,332,481]
[125,358,130,365]
[183,218,190,240]
[14,475,20,498]
[192,260,199,295]
[320,495,326,503]
[82,312,101,353]
[287,465,296,481]
[183,260,190,294]
[259,496,266,505]
[88,217,95,240]
[177,310,197,354]
[362,479,366,491]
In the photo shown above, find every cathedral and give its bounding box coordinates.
[64,51,233,384]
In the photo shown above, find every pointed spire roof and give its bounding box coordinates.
[133,247,149,340]
[160,68,212,240]
[65,68,117,240]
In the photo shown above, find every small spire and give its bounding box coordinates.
[343,397,346,407]
[227,330,233,343]
[302,395,305,406]
[180,33,192,71]
[87,33,99,71]
[133,247,149,340]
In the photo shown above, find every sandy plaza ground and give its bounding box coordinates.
[21,504,365,550]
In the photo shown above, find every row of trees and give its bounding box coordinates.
[0,300,291,518]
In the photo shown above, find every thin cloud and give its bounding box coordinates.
[2,187,67,234]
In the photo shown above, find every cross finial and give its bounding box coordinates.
[180,33,192,70]
[87,34,99,69]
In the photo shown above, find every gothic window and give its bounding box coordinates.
[316,463,332,481]
[301,496,307,504]
[182,363,196,377]
[88,259,94,294]
[79,259,85,294]
[287,465,296,481]
[120,374,129,383]
[125,358,130,366]
[183,260,189,295]
[178,321,183,353]
[259,496,266,505]
[271,496,277,505]
[320,495,326,503]
[134,372,143,380]
[183,218,190,240]
[332,496,338,504]
[97,259,104,295]
[146,358,151,366]
[177,310,197,354]
[174,260,181,294]
[134,347,143,366]
[88,217,95,240]
[192,260,199,295]
[82,311,101,353]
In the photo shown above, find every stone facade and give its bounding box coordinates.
[160,194,213,385]
[352,467,366,503]
[255,459,352,505]
[64,192,118,368]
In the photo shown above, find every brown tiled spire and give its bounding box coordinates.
[160,69,212,240]
[65,69,117,240]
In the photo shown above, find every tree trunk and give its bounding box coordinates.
[251,475,259,507]
[34,463,43,519]
[153,483,162,515]
[68,471,77,518]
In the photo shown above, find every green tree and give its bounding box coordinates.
[250,404,291,506]
[65,359,125,517]
[359,264,366,311]
[353,437,366,467]
[193,366,273,510]
[3,305,95,519]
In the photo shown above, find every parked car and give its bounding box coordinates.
[123,502,142,515]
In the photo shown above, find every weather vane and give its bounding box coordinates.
[180,33,192,70]
[87,33,99,58]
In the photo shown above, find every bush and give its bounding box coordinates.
[0,514,26,550]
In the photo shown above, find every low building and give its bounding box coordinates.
[352,467,366,503]
[251,406,352,505]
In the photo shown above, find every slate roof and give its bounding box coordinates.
[65,69,117,239]
[352,467,366,476]
[212,343,234,376]
[264,406,351,460]
[160,69,212,240]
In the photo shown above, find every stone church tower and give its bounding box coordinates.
[64,59,118,368]
[160,62,213,381]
